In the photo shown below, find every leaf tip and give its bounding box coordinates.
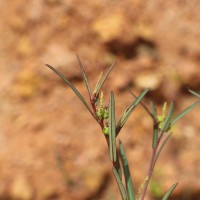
[45,64,53,69]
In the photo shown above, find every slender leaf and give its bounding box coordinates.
[188,89,200,98]
[130,91,155,121]
[116,156,122,180]
[109,92,116,162]
[116,88,150,135]
[119,140,135,200]
[151,101,158,148]
[108,93,113,161]
[171,100,200,126]
[76,54,92,99]
[130,88,150,106]
[152,125,158,149]
[112,167,127,200]
[162,183,178,200]
[93,72,103,94]
[45,64,94,118]
[95,61,117,95]
[154,133,173,166]
[161,102,174,132]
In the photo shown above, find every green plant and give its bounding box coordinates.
[45,55,200,200]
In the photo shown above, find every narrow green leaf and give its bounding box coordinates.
[152,125,158,149]
[76,54,92,99]
[93,72,103,94]
[108,93,113,161]
[116,88,150,135]
[119,140,135,200]
[162,183,178,200]
[188,89,200,98]
[45,64,94,118]
[151,101,158,148]
[161,102,174,132]
[95,61,117,95]
[112,167,127,200]
[130,91,154,121]
[154,133,173,166]
[131,88,150,106]
[109,92,116,162]
[171,100,200,126]
[116,156,122,180]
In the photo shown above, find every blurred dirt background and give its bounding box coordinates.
[0,0,200,200]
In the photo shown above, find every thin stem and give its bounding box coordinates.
[140,130,165,200]
[91,94,97,113]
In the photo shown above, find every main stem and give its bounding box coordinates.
[91,93,119,188]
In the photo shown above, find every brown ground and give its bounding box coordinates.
[0,0,200,200]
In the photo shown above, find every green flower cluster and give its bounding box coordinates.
[96,92,109,119]
[96,92,109,135]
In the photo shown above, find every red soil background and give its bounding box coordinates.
[0,0,199,200]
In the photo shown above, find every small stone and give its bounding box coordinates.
[92,13,125,43]
[26,0,44,22]
[134,72,162,90]
[10,176,34,200]
[42,44,80,80]
[112,73,132,91]
[177,62,200,87]
[133,21,154,41]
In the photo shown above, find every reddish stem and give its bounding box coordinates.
[140,131,165,200]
